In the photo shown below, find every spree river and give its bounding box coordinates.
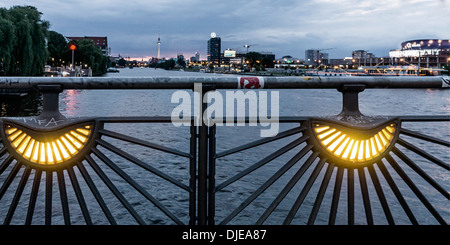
[0,68,448,225]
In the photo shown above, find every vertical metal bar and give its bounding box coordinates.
[329,166,344,225]
[347,168,354,225]
[0,161,21,201]
[76,162,117,225]
[392,147,448,198]
[358,167,374,225]
[197,84,209,225]
[256,151,319,225]
[57,170,71,225]
[85,154,146,225]
[385,154,446,225]
[376,161,418,225]
[45,171,53,225]
[367,165,395,225]
[308,162,335,225]
[189,122,197,225]
[4,165,30,225]
[221,144,313,225]
[208,124,216,225]
[25,169,42,225]
[283,157,326,225]
[67,167,93,225]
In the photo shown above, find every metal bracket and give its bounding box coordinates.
[337,84,366,117]
[37,84,66,121]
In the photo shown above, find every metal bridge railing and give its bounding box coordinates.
[0,76,448,225]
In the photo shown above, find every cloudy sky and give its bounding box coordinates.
[1,0,449,60]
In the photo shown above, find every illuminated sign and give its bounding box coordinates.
[389,49,441,58]
[224,50,236,58]
[405,42,421,49]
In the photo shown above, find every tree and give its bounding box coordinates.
[0,12,15,74]
[74,39,108,75]
[245,52,262,69]
[117,57,126,67]
[0,6,49,76]
[47,30,68,67]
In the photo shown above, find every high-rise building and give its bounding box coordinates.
[195,51,200,62]
[305,49,329,66]
[207,32,221,66]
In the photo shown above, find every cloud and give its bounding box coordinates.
[1,0,448,59]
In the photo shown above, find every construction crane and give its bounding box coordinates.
[243,44,258,53]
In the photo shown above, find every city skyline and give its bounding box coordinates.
[1,0,449,60]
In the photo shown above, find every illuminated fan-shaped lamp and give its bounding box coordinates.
[4,124,92,166]
[312,122,397,166]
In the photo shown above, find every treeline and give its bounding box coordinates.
[0,5,108,76]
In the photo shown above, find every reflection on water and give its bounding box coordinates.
[0,91,41,117]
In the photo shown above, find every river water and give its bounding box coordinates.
[0,68,448,225]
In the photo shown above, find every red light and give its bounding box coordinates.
[70,44,76,50]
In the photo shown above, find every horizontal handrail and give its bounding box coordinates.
[0,76,449,90]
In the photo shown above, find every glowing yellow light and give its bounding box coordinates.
[334,137,350,156]
[318,128,336,139]
[313,123,396,163]
[4,125,92,166]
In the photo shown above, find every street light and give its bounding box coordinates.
[70,44,76,71]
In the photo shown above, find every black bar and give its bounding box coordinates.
[216,135,309,191]
[308,162,335,225]
[25,169,42,225]
[45,171,53,225]
[367,165,395,225]
[208,125,216,225]
[220,144,313,225]
[376,161,418,225]
[67,167,93,225]
[57,170,71,225]
[189,123,197,225]
[197,92,209,226]
[348,168,354,225]
[92,148,183,225]
[4,165,30,225]
[0,162,22,201]
[385,154,447,225]
[283,157,326,225]
[397,138,449,170]
[85,154,146,225]
[0,154,13,177]
[329,167,344,225]
[99,129,191,158]
[358,168,373,225]
[392,147,449,198]
[96,139,190,191]
[215,126,305,158]
[76,162,117,225]
[399,115,450,122]
[256,151,319,225]
[400,128,450,147]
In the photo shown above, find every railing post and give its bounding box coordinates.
[196,83,216,225]
[208,124,216,225]
[37,84,65,120]
[337,84,366,117]
[189,122,197,225]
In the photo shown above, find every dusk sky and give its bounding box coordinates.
[1,0,449,60]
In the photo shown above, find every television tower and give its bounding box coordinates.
[157,30,161,59]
